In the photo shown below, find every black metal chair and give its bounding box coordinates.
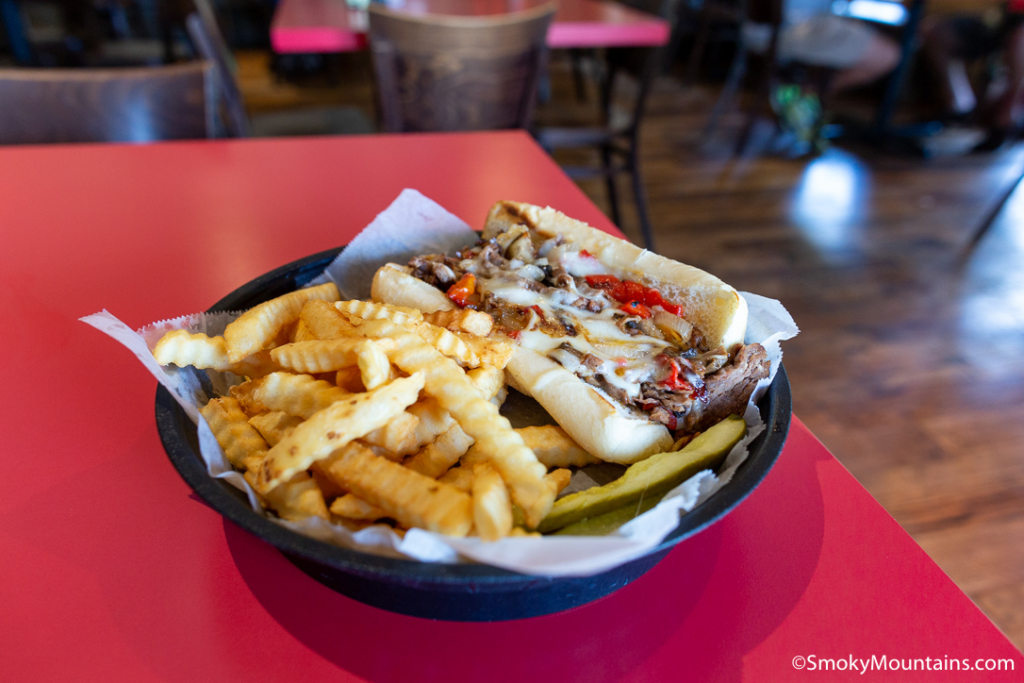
[535,0,681,251]
[186,0,375,138]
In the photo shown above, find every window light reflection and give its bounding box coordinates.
[958,177,1024,367]
[790,150,867,254]
[831,0,907,26]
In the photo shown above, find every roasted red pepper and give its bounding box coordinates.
[579,249,596,259]
[585,274,619,289]
[588,275,685,316]
[659,300,685,316]
[507,329,521,340]
[658,357,693,393]
[620,300,652,319]
[446,273,475,308]
[609,279,645,304]
[529,304,546,321]
[642,287,664,308]
[642,286,684,316]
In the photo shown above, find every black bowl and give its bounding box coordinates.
[155,247,791,621]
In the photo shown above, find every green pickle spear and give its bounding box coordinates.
[539,414,747,534]
[554,496,662,536]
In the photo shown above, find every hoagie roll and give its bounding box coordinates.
[372,201,768,464]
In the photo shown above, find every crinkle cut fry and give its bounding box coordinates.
[229,349,283,379]
[230,377,267,414]
[200,397,268,469]
[472,462,513,541]
[329,493,388,521]
[269,338,396,374]
[248,411,303,447]
[293,319,317,342]
[407,398,456,447]
[301,299,355,340]
[403,423,474,478]
[224,282,340,362]
[356,339,391,390]
[334,299,423,326]
[467,365,504,401]
[322,442,472,536]
[411,321,480,368]
[361,410,420,457]
[455,332,515,370]
[424,308,494,337]
[244,469,328,521]
[253,372,350,419]
[516,425,600,468]
[201,398,326,520]
[153,330,230,370]
[546,468,572,495]
[337,300,480,367]
[257,373,425,491]
[357,320,555,528]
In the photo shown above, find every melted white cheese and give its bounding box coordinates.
[469,234,686,402]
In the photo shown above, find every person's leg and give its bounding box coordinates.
[992,22,1024,129]
[777,16,901,95]
[921,16,978,115]
[829,32,901,94]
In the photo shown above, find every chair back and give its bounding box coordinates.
[0,62,217,145]
[368,3,556,132]
[606,0,682,131]
[186,0,252,137]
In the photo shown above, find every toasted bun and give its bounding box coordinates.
[505,348,673,464]
[484,201,748,350]
[371,263,455,312]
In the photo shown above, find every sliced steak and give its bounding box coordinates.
[682,343,769,432]
[409,255,460,289]
[594,374,632,407]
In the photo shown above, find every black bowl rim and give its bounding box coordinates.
[155,247,791,587]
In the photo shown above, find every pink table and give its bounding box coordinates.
[1,131,1021,681]
[271,0,671,53]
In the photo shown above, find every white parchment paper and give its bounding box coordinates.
[82,189,799,577]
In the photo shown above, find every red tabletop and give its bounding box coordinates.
[0,131,1020,681]
[271,0,671,52]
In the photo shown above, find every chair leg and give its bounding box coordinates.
[703,42,747,140]
[628,148,655,251]
[570,49,589,102]
[735,53,779,156]
[683,0,716,87]
[601,145,622,228]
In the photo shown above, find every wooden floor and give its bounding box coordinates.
[239,52,1024,650]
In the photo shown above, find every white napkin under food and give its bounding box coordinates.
[82,189,799,577]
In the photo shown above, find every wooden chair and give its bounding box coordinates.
[0,62,217,144]
[367,3,556,132]
[534,0,681,251]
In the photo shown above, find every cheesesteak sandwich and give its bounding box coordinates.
[372,201,770,464]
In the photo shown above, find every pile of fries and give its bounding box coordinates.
[153,282,596,541]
